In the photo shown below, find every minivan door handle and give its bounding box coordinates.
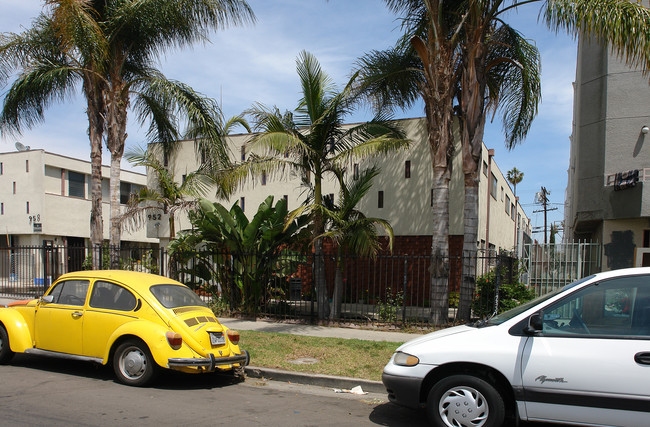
[634,352,650,365]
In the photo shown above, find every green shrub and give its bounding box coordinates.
[377,287,404,322]
[472,268,535,318]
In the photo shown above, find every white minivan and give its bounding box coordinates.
[382,267,650,427]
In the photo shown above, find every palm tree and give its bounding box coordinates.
[121,148,214,242]
[0,0,255,264]
[355,1,466,324]
[239,51,410,319]
[319,167,394,319]
[357,0,650,323]
[507,167,524,197]
[1,6,109,255]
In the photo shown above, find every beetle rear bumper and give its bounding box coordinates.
[168,350,250,371]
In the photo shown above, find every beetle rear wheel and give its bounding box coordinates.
[113,340,157,387]
[427,374,505,427]
[0,325,14,364]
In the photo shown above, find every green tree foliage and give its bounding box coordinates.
[472,266,535,318]
[235,50,410,319]
[0,0,255,258]
[170,196,309,315]
[319,167,395,319]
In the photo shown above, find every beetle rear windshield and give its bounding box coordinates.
[150,284,208,309]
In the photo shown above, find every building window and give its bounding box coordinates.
[353,163,359,180]
[483,161,488,176]
[490,173,497,199]
[25,160,29,173]
[241,146,246,162]
[0,162,3,175]
[240,197,245,212]
[378,191,384,209]
[163,151,168,167]
[430,189,434,207]
[261,171,267,185]
[69,171,85,198]
[405,160,411,179]
[505,195,511,214]
[182,174,187,183]
[26,201,29,214]
[1,203,3,215]
[283,195,288,208]
[13,182,16,194]
[643,230,650,248]
[500,186,504,201]
[120,182,137,204]
[511,203,516,220]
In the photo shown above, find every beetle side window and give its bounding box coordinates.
[542,275,650,337]
[53,280,90,306]
[89,281,136,311]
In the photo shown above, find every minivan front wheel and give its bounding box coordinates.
[427,374,505,427]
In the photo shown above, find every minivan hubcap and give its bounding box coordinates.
[439,386,488,427]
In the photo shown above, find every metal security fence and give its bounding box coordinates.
[0,244,589,326]
[521,241,602,296]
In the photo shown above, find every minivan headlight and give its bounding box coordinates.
[393,351,419,366]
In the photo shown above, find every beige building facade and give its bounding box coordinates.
[155,117,531,257]
[0,149,157,248]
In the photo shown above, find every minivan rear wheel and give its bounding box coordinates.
[427,374,505,427]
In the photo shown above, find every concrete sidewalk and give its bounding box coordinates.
[0,296,425,393]
[220,317,423,343]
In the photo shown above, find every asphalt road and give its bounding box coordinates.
[0,354,430,426]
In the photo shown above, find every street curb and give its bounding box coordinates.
[245,366,385,394]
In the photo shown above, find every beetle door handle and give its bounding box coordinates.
[634,352,650,365]
[71,312,83,319]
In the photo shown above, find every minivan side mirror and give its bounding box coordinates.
[524,313,543,335]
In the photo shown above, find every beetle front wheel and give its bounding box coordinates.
[0,325,14,364]
[427,374,505,427]
[113,340,157,386]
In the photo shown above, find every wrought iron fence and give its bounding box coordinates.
[0,244,584,326]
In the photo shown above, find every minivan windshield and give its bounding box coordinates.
[476,275,596,327]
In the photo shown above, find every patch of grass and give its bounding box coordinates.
[239,330,402,381]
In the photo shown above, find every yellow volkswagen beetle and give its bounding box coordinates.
[0,270,249,386]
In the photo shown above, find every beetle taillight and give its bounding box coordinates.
[227,330,240,345]
[166,331,183,350]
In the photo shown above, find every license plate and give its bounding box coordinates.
[209,332,226,346]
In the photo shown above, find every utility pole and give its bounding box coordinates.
[533,186,557,244]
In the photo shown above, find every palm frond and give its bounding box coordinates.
[544,0,650,74]
[486,24,542,148]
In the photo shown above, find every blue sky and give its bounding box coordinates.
[1,0,574,240]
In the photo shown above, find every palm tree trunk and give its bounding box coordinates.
[313,168,329,320]
[430,165,450,325]
[330,253,344,320]
[458,42,488,322]
[459,172,480,321]
[106,74,128,268]
[85,84,105,269]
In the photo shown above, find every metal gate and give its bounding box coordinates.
[522,241,602,295]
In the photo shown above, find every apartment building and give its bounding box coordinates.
[564,33,650,270]
[155,117,531,257]
[0,149,158,251]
